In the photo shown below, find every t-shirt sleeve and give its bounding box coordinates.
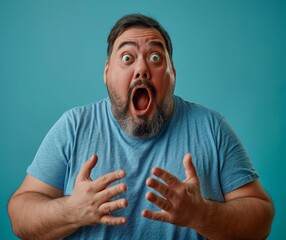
[27,111,74,190]
[216,117,259,194]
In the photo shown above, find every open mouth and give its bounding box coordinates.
[131,87,152,114]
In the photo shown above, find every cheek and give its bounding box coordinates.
[153,72,173,101]
[107,69,132,98]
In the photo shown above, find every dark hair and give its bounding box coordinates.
[107,14,173,59]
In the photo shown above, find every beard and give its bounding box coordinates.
[107,79,174,139]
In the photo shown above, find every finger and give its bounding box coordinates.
[100,215,128,225]
[183,153,199,184]
[141,209,170,223]
[92,170,126,192]
[146,177,175,201]
[145,192,172,212]
[152,167,181,188]
[96,183,127,203]
[76,155,98,183]
[99,198,128,214]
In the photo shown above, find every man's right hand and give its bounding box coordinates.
[67,155,128,227]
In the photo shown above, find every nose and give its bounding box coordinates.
[134,58,150,80]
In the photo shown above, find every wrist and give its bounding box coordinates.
[191,199,217,232]
[57,196,80,228]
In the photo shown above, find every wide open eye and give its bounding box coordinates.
[149,53,161,62]
[122,54,133,63]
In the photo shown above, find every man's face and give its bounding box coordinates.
[104,27,176,139]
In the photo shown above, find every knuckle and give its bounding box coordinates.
[101,176,109,184]
[118,200,124,208]
[103,205,111,213]
[101,217,112,225]
[166,176,176,185]
[117,184,124,192]
[106,189,113,199]
[161,200,170,211]
[156,214,164,222]
[83,184,93,194]
[162,186,170,197]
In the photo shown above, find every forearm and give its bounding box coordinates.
[8,192,78,240]
[195,197,274,240]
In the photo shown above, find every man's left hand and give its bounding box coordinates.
[142,153,207,229]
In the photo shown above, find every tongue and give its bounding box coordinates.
[134,89,149,110]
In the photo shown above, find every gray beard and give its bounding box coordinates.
[107,79,171,139]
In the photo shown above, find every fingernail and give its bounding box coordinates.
[118,170,124,178]
[121,218,127,224]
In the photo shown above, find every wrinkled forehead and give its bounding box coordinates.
[113,27,167,51]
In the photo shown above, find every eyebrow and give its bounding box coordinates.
[117,41,138,51]
[116,40,165,52]
[147,41,165,51]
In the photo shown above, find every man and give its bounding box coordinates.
[8,14,274,239]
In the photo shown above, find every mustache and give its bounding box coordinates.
[128,79,156,99]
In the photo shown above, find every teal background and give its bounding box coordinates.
[0,0,285,239]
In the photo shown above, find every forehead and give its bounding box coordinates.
[114,27,166,50]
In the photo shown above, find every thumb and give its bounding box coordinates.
[76,154,98,183]
[183,153,199,184]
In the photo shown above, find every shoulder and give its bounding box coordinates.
[50,98,110,132]
[60,98,110,122]
[65,98,109,117]
[174,95,224,124]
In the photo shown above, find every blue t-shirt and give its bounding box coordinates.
[27,96,258,239]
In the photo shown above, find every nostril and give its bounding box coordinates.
[135,72,149,80]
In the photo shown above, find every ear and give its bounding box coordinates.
[172,62,176,80]
[103,60,109,84]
